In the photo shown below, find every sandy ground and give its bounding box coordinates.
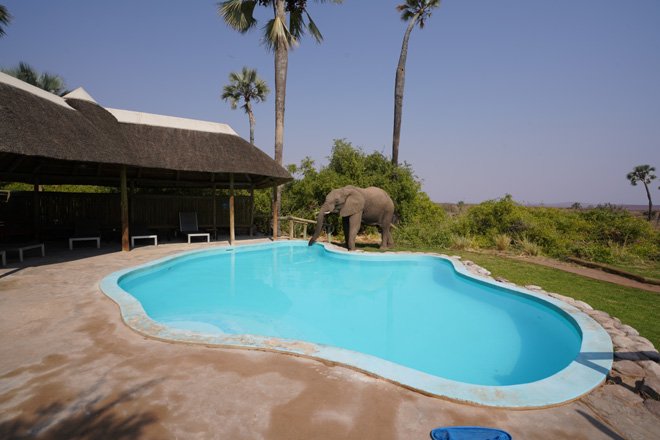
[0,238,654,439]
[510,256,660,293]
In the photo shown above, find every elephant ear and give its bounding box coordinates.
[340,188,365,217]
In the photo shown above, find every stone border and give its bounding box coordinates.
[100,241,614,408]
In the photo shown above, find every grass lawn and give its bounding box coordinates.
[357,243,660,351]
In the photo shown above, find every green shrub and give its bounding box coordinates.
[517,237,542,256]
[493,233,512,251]
[449,234,475,250]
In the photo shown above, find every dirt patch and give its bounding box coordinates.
[509,256,660,293]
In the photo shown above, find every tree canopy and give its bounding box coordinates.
[1,62,69,96]
[627,164,657,222]
[0,4,12,37]
[221,66,270,144]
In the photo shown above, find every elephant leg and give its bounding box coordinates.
[380,220,393,250]
[347,214,362,251]
[342,216,351,249]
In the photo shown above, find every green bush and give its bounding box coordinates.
[447,197,659,263]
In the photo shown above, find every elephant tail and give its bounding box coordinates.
[392,209,399,225]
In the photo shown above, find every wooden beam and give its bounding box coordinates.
[120,165,129,252]
[31,158,46,174]
[7,155,26,173]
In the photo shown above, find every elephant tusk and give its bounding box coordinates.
[324,211,331,215]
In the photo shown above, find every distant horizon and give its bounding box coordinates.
[436,200,654,210]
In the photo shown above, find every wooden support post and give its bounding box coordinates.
[33,180,40,241]
[129,180,135,222]
[303,224,307,240]
[249,186,254,236]
[121,165,129,252]
[272,186,278,241]
[289,219,294,240]
[229,174,235,245]
[212,183,217,230]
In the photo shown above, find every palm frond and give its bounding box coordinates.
[217,0,258,33]
[288,9,305,42]
[305,12,324,43]
[0,4,14,37]
[261,16,297,52]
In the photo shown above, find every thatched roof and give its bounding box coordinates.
[0,73,291,189]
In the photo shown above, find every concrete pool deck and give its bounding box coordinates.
[1,238,660,439]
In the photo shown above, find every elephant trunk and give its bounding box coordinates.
[308,203,332,246]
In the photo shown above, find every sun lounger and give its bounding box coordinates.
[179,212,210,243]
[0,242,45,263]
[130,222,158,247]
[69,219,101,250]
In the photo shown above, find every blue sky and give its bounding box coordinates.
[2,1,659,205]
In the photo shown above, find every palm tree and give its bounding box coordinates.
[0,4,12,38]
[222,67,270,145]
[392,0,441,168]
[217,0,342,231]
[2,62,70,96]
[626,164,657,221]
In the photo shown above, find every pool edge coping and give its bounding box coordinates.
[98,240,613,409]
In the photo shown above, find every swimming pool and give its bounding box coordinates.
[100,241,612,407]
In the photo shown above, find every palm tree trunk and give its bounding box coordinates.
[273,0,288,234]
[392,11,422,168]
[643,182,653,221]
[246,100,255,145]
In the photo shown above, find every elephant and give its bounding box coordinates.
[308,185,396,251]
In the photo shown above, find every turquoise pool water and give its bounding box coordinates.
[118,242,581,387]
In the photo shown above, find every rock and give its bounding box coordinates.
[589,312,613,326]
[614,350,649,362]
[642,350,660,362]
[607,370,643,391]
[640,361,660,380]
[450,255,461,260]
[639,377,660,400]
[596,310,611,318]
[644,399,660,421]
[463,260,474,266]
[548,292,575,303]
[602,384,645,405]
[611,316,622,327]
[612,335,636,350]
[620,324,640,337]
[613,360,646,377]
[524,285,543,291]
[604,327,627,338]
[574,300,593,310]
[631,335,656,347]
[582,385,660,439]
[494,277,509,283]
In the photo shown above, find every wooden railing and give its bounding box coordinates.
[278,216,333,243]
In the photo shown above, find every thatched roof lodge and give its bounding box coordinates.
[0,72,292,250]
